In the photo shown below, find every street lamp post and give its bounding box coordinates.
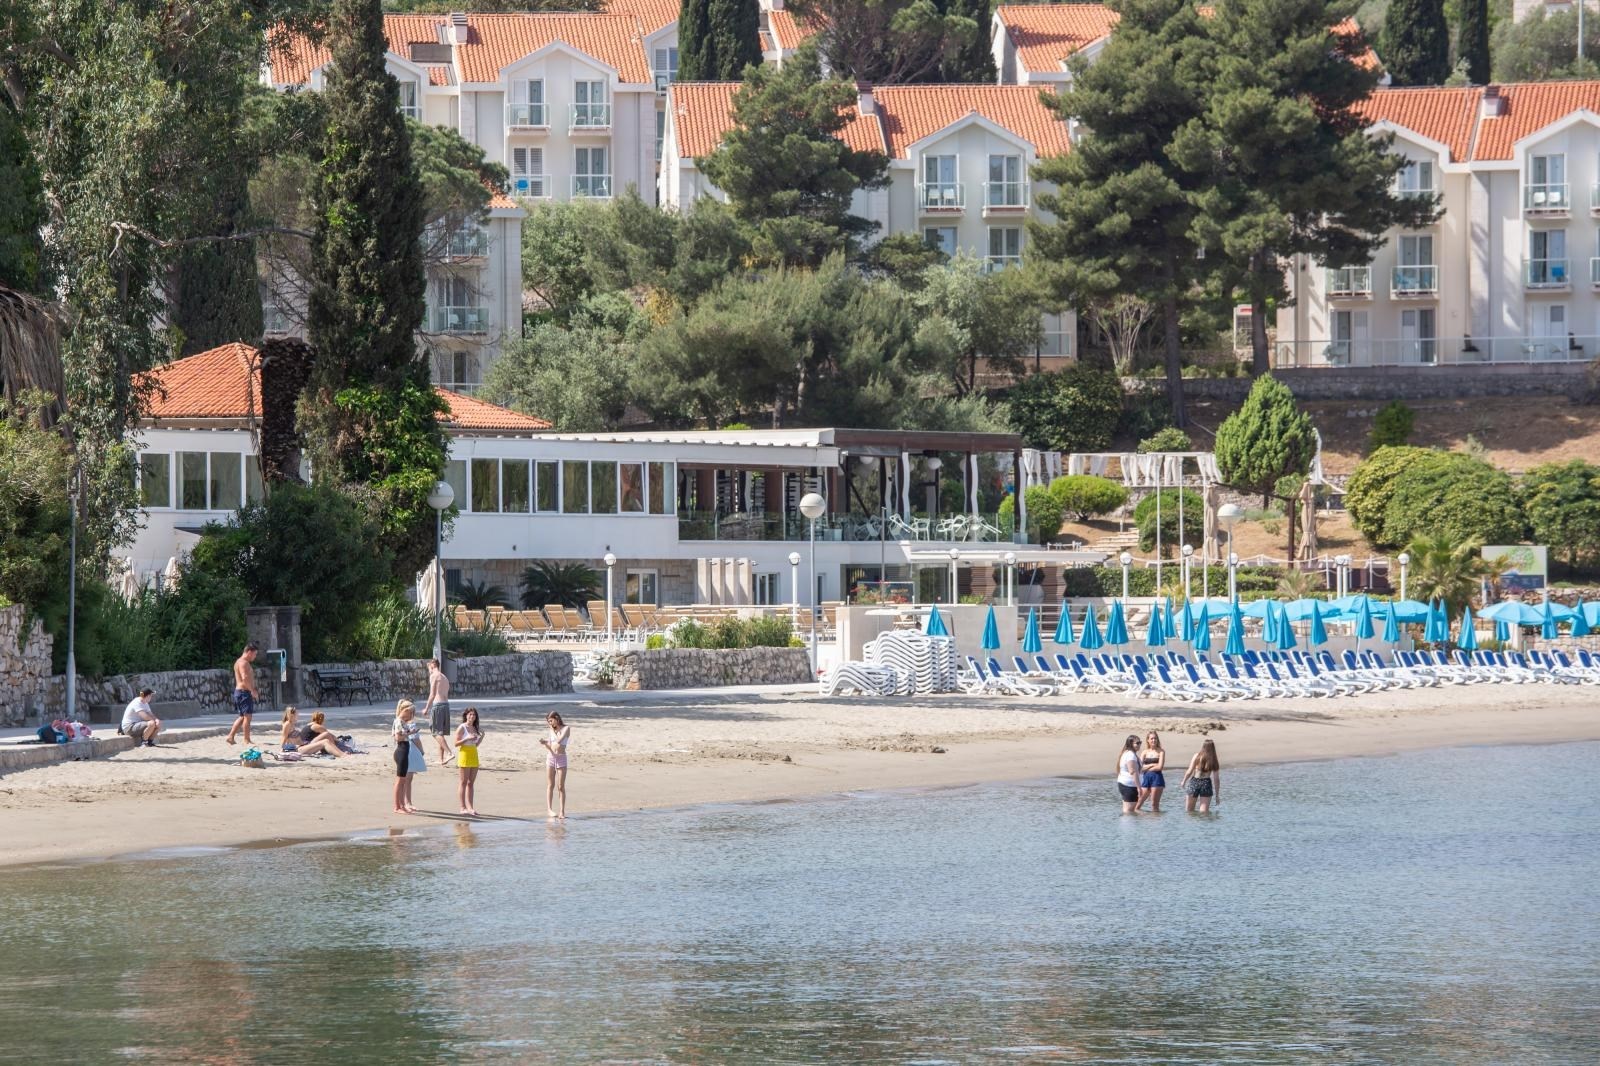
[799,493,827,674]
[926,455,943,530]
[1397,551,1411,601]
[1181,543,1194,602]
[1119,551,1132,601]
[1004,551,1017,606]
[947,547,960,604]
[1216,503,1243,602]
[1228,552,1240,603]
[789,551,802,629]
[603,552,617,647]
[1335,553,1352,599]
[426,480,455,663]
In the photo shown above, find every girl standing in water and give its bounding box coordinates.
[1138,730,1167,812]
[1116,735,1142,814]
[392,700,423,813]
[454,707,483,816]
[1181,739,1222,814]
[540,711,570,819]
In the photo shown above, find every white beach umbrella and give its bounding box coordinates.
[119,566,141,604]
[162,556,182,591]
[418,558,445,615]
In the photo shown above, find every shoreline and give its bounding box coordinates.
[3,687,1597,869]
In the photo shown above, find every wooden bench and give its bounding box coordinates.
[309,668,373,707]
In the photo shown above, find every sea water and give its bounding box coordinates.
[1,742,1597,1064]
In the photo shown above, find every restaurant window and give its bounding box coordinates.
[620,462,645,513]
[503,459,531,513]
[471,457,500,513]
[179,452,208,510]
[139,453,171,509]
[210,453,242,512]
[647,461,667,513]
[592,461,618,514]
[444,459,467,511]
[245,456,266,507]
[562,460,588,513]
[535,460,559,512]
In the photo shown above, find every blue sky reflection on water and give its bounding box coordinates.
[1,742,1597,1064]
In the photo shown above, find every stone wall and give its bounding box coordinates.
[0,605,53,727]
[1134,362,1595,405]
[296,651,572,704]
[43,669,234,719]
[609,647,813,690]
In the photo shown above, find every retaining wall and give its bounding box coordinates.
[609,647,813,690]
[1130,362,1595,404]
[0,605,53,727]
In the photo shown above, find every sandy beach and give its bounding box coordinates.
[3,682,1597,868]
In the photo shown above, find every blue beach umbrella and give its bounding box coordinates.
[1080,604,1104,650]
[1145,602,1168,648]
[1353,595,1376,641]
[1425,599,1450,643]
[1274,602,1298,650]
[925,605,949,637]
[1179,599,1197,642]
[1105,600,1130,646]
[1541,599,1560,640]
[1224,600,1246,657]
[982,605,1001,651]
[1457,606,1479,652]
[1572,597,1591,638]
[1192,603,1213,652]
[1262,600,1281,645]
[1479,601,1544,626]
[1023,608,1043,654]
[1495,619,1511,643]
[1052,604,1075,645]
[1165,597,1178,644]
[1310,599,1330,646]
[1381,600,1400,645]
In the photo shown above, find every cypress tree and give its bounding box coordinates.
[940,0,998,83]
[1458,0,1491,85]
[678,0,715,81]
[304,0,447,578]
[0,101,44,294]
[1382,0,1451,85]
[707,0,763,79]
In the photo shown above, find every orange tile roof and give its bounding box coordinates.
[873,84,1071,158]
[456,14,651,84]
[1356,86,1481,163]
[668,80,886,159]
[603,0,681,35]
[994,3,1118,74]
[767,8,820,51]
[1473,81,1600,161]
[425,64,453,87]
[140,345,551,432]
[268,15,446,86]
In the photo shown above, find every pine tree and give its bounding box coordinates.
[1213,374,1315,556]
[171,162,263,355]
[1383,0,1450,85]
[1458,0,1491,85]
[940,0,998,83]
[678,0,715,81]
[304,0,447,579]
[1032,0,1209,426]
[707,0,762,79]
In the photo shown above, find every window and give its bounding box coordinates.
[592,461,618,514]
[503,459,532,513]
[574,80,608,126]
[1400,307,1436,364]
[1397,159,1434,195]
[923,226,958,257]
[575,147,610,198]
[139,453,171,509]
[510,79,545,125]
[1328,310,1366,364]
[210,453,242,511]
[397,81,419,119]
[754,572,779,605]
[535,460,559,512]
[562,460,589,513]
[180,452,208,509]
[655,107,666,162]
[1395,234,1435,293]
[444,460,467,512]
[654,46,679,88]
[246,456,265,507]
[987,227,1022,270]
[647,461,668,514]
[1530,230,1569,285]
[1531,153,1566,186]
[921,154,959,208]
[471,458,500,512]
[987,154,1024,206]
[451,350,478,387]
[1530,302,1567,338]
[511,147,546,199]
[620,462,645,513]
[433,276,483,333]
[625,569,659,605]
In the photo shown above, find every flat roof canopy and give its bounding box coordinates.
[901,546,1111,566]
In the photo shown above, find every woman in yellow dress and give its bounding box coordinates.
[453,707,483,816]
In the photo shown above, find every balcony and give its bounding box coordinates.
[1397,182,1437,200]
[506,102,548,128]
[1524,182,1571,215]
[1524,257,1571,289]
[508,174,549,200]
[569,102,611,131]
[572,174,613,199]
[678,510,1014,544]
[1326,266,1373,296]
[430,306,488,334]
[443,227,488,261]
[654,72,672,93]
[1274,334,1599,367]
[917,181,965,213]
[1391,264,1438,296]
[985,256,1022,274]
[982,180,1030,214]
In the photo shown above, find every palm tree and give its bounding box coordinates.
[520,560,600,608]
[1405,533,1509,616]
[0,284,65,424]
[1275,567,1327,600]
[456,579,509,611]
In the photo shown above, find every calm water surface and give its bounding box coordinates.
[2,742,1598,1064]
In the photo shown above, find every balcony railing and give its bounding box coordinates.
[917,181,965,211]
[654,72,672,93]
[1396,181,1437,199]
[1326,266,1373,296]
[1524,182,1571,213]
[1524,257,1571,288]
[572,174,613,199]
[983,180,1030,211]
[678,510,1017,544]
[569,102,611,130]
[509,175,548,199]
[430,306,488,334]
[985,256,1022,273]
[444,228,488,259]
[1391,264,1438,295]
[506,102,548,127]
[1274,334,1598,368]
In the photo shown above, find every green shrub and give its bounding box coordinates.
[707,615,745,649]
[344,594,510,661]
[645,634,666,650]
[1133,489,1204,553]
[1119,389,1174,441]
[1137,426,1193,453]
[666,618,709,648]
[1369,399,1415,450]
[1006,366,1124,452]
[1346,445,1430,545]
[1060,564,1282,600]
[1054,475,1128,520]
[1379,451,1522,549]
[744,615,794,648]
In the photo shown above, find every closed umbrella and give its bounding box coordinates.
[1145,602,1168,648]
[1262,600,1281,645]
[1495,620,1511,643]
[1457,606,1479,652]
[1105,600,1130,646]
[1192,603,1212,652]
[1353,595,1376,641]
[1023,608,1043,654]
[1080,604,1104,650]
[1274,602,1298,650]
[1541,599,1559,640]
[418,558,444,615]
[1224,600,1246,657]
[1572,597,1591,638]
[982,605,1001,651]
[1381,600,1400,645]
[1425,599,1449,643]
[1164,597,1178,644]
[1052,604,1075,645]
[1310,599,1330,647]
[925,605,950,637]
[1179,600,1197,642]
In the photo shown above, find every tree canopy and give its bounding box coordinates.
[1382,0,1450,85]
[679,0,763,81]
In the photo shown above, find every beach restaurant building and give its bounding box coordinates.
[128,345,1065,608]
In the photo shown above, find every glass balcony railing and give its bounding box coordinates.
[1524,183,1571,212]
[1524,257,1571,288]
[569,102,611,129]
[1326,266,1372,295]
[508,175,548,199]
[985,256,1022,273]
[983,180,1030,210]
[444,228,488,259]
[572,175,613,199]
[917,181,965,211]
[430,306,488,334]
[1391,265,1438,295]
[678,511,1017,544]
[506,102,547,127]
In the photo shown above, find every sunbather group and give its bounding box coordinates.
[1117,732,1221,815]
[280,707,352,758]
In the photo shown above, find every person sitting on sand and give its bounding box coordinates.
[1181,739,1221,814]
[121,688,161,747]
[280,707,347,759]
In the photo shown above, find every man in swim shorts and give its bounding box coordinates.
[226,642,260,746]
[423,658,454,765]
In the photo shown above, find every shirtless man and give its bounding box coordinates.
[225,642,260,745]
[422,658,454,764]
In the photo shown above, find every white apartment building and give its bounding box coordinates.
[660,81,1075,358]
[1277,82,1600,367]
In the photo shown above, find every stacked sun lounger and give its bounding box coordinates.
[819,633,961,696]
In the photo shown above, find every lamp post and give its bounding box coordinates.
[426,480,455,663]
[65,466,79,718]
[789,551,801,629]
[1397,551,1411,601]
[1216,503,1243,602]
[603,552,617,647]
[1119,551,1132,601]
[1181,543,1194,602]
[926,455,943,531]
[799,493,826,674]
[946,547,961,606]
[1335,553,1352,599]
[1004,551,1017,606]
